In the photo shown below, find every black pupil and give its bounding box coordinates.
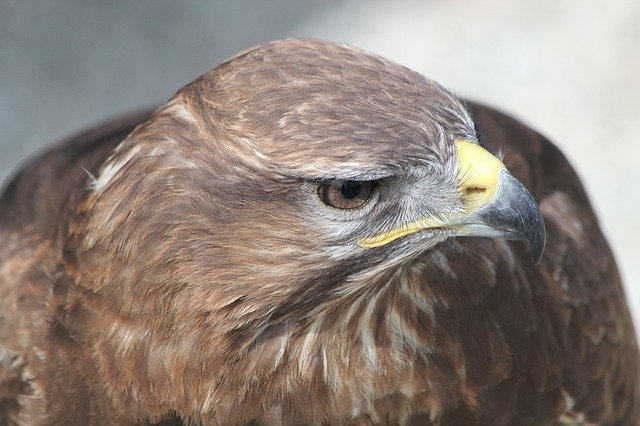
[340,181,363,199]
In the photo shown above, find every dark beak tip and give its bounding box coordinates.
[531,235,545,264]
[526,209,546,265]
[479,171,547,265]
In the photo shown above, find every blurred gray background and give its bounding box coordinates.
[1,1,639,324]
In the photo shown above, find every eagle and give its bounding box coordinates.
[0,39,638,425]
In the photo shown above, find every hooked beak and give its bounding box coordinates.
[359,140,546,263]
[454,167,546,263]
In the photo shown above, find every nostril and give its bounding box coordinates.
[465,186,487,196]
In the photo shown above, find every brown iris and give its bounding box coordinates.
[318,180,375,209]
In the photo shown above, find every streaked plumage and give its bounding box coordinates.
[0,39,638,425]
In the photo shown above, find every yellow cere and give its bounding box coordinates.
[357,140,506,249]
[455,139,506,212]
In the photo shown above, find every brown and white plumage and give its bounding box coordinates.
[0,39,638,425]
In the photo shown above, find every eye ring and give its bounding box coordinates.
[317,180,376,210]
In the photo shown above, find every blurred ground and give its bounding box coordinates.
[1,0,639,324]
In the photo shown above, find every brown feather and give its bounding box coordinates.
[1,39,638,425]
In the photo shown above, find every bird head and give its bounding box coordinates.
[73,39,545,387]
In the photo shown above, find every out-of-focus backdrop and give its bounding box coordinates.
[1,1,639,323]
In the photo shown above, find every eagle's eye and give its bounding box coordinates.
[318,180,375,210]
